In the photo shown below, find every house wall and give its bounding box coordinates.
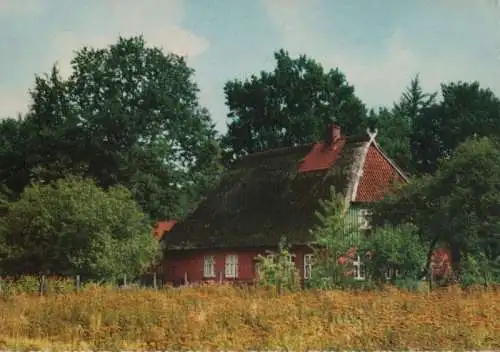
[163,245,314,286]
[163,243,451,286]
[356,143,405,202]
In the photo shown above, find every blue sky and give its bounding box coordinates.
[0,0,498,132]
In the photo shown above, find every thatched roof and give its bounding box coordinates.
[163,129,406,250]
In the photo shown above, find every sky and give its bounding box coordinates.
[0,0,499,132]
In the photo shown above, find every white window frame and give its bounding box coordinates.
[225,254,239,278]
[203,255,216,278]
[352,255,365,280]
[304,254,314,280]
[358,208,371,230]
[266,253,295,263]
[385,266,399,280]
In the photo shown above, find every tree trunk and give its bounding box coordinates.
[425,237,438,291]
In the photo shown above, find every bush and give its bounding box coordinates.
[255,238,301,294]
[0,177,161,281]
[359,224,427,288]
[0,276,77,296]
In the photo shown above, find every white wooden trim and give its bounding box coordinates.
[352,255,365,280]
[304,254,314,280]
[224,254,238,278]
[203,255,216,278]
[350,130,377,202]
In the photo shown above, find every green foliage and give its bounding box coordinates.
[411,81,500,174]
[307,188,363,289]
[359,224,427,287]
[460,252,500,288]
[222,49,368,161]
[374,74,437,174]
[308,188,428,291]
[0,177,161,282]
[373,137,500,285]
[254,237,301,293]
[0,36,223,220]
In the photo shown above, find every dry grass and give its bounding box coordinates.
[0,284,498,351]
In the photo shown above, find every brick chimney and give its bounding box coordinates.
[327,124,341,143]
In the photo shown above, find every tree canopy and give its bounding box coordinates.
[372,136,500,283]
[221,49,368,161]
[0,177,160,281]
[0,36,222,220]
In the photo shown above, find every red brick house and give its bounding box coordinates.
[161,125,448,285]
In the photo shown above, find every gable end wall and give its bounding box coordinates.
[354,143,404,202]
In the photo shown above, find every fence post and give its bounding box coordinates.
[184,272,188,285]
[39,275,46,296]
[153,272,157,290]
[123,274,127,287]
[75,275,81,292]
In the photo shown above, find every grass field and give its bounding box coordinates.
[0,284,498,351]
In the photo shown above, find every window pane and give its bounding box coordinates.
[225,254,238,278]
[304,254,313,279]
[204,255,215,278]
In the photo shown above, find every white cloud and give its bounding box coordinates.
[260,0,499,108]
[0,0,209,118]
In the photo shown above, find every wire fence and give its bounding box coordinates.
[0,273,166,296]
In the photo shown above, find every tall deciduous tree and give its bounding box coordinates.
[0,36,223,220]
[222,49,368,161]
[411,81,500,174]
[0,177,160,281]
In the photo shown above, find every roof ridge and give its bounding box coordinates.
[242,143,314,160]
[239,134,370,161]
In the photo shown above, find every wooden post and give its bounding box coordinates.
[39,275,46,296]
[218,271,222,284]
[153,272,157,290]
[123,274,127,287]
[184,272,188,285]
[75,275,81,292]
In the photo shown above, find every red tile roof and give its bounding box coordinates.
[153,220,177,239]
[355,144,406,202]
[298,138,346,173]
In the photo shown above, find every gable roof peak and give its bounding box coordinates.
[366,127,378,142]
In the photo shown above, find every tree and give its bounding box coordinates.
[222,49,368,161]
[307,188,368,289]
[411,81,500,174]
[254,237,301,294]
[359,224,427,289]
[372,137,500,283]
[0,177,160,281]
[374,74,436,174]
[0,36,223,220]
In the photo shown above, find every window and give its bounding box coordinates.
[225,254,239,278]
[385,266,399,280]
[203,255,215,278]
[267,254,296,264]
[358,209,371,230]
[352,255,365,280]
[304,254,314,279]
